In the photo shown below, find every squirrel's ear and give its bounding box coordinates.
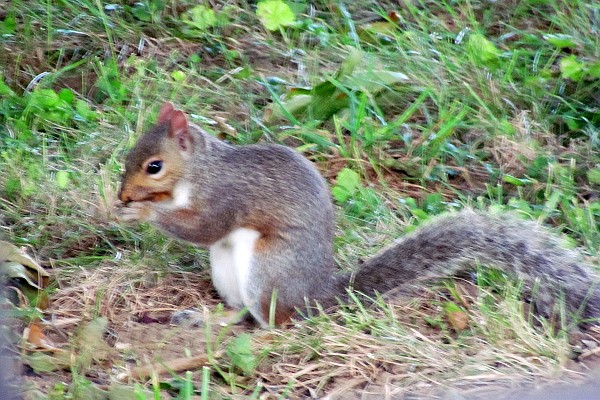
[169,110,194,152]
[157,102,176,124]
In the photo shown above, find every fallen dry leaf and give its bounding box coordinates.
[26,322,59,351]
[447,310,470,331]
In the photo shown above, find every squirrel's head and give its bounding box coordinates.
[119,102,195,203]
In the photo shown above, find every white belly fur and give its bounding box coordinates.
[168,182,192,209]
[209,228,260,310]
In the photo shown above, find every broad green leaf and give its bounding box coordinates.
[410,208,430,220]
[331,186,351,203]
[226,334,257,375]
[184,5,217,30]
[256,0,295,31]
[44,111,69,123]
[588,169,600,185]
[543,33,577,49]
[560,55,585,81]
[76,383,108,400]
[467,33,501,66]
[30,89,60,108]
[543,190,562,214]
[563,116,580,131]
[58,88,75,104]
[0,73,15,96]
[264,50,407,123]
[332,168,361,203]
[171,70,186,82]
[75,100,97,121]
[130,2,152,22]
[443,301,462,313]
[0,14,16,34]
[264,94,312,122]
[56,170,70,189]
[588,60,600,79]
[266,81,347,122]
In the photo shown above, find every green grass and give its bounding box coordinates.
[1,0,599,398]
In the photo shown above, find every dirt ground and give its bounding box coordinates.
[11,265,600,399]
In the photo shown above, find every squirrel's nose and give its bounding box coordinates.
[118,187,131,203]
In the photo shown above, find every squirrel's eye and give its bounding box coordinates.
[146,160,163,175]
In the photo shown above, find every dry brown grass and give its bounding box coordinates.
[35,257,600,398]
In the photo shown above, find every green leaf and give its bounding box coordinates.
[588,169,600,185]
[256,0,296,31]
[443,301,462,313]
[264,94,312,122]
[75,382,108,400]
[58,88,75,104]
[3,177,21,200]
[45,111,69,123]
[29,89,60,108]
[410,208,430,220]
[503,175,532,186]
[184,5,217,30]
[0,73,15,96]
[331,186,350,203]
[56,170,70,189]
[560,55,585,81]
[0,14,17,34]
[264,50,407,123]
[336,168,361,192]
[130,2,152,22]
[226,334,257,375]
[587,60,600,79]
[171,70,186,82]
[75,100,97,121]
[332,168,361,203]
[543,33,577,49]
[467,33,501,66]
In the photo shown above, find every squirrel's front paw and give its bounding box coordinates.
[171,309,206,327]
[117,202,153,222]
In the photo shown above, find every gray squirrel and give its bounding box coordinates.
[118,102,599,327]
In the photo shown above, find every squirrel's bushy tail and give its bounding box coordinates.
[342,209,600,324]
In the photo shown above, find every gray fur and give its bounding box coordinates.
[122,118,600,326]
[124,123,339,319]
[345,209,600,324]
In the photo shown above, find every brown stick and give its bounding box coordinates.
[129,351,223,380]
